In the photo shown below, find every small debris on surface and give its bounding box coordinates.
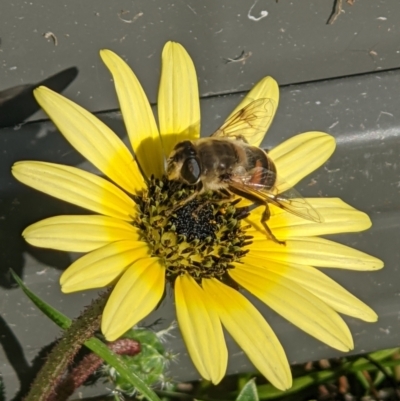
[377,111,394,122]
[223,50,252,64]
[187,4,197,15]
[43,32,58,46]
[117,10,143,23]
[248,0,268,21]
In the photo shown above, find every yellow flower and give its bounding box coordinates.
[12,42,383,390]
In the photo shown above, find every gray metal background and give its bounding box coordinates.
[1,0,399,114]
[1,0,400,399]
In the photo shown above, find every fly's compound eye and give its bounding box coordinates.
[181,157,201,184]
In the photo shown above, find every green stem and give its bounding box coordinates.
[53,338,140,401]
[23,290,111,401]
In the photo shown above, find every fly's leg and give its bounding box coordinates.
[219,187,235,200]
[261,205,286,246]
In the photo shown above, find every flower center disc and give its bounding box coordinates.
[134,177,251,282]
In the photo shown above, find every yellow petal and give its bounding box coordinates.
[246,198,372,239]
[225,76,279,147]
[202,278,292,391]
[268,132,336,192]
[60,240,150,292]
[231,264,353,351]
[248,236,383,270]
[23,215,141,252]
[100,50,164,179]
[102,257,165,341]
[158,41,200,157]
[241,257,377,322]
[34,86,145,194]
[175,275,227,384]
[12,161,137,221]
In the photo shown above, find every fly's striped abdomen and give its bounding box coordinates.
[245,146,276,189]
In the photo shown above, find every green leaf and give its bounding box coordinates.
[11,269,71,329]
[351,348,398,368]
[369,348,398,362]
[349,359,400,373]
[373,370,386,388]
[84,337,161,401]
[354,370,370,391]
[11,269,161,401]
[236,379,259,401]
[257,369,340,400]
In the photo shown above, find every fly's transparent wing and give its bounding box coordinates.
[228,168,322,223]
[211,98,275,146]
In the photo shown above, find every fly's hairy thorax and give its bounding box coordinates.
[194,138,276,190]
[195,138,241,178]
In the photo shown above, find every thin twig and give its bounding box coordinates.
[327,0,343,24]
